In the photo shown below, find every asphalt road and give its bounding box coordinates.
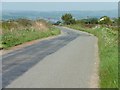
[2,27,98,88]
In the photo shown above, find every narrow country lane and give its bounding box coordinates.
[2,27,98,88]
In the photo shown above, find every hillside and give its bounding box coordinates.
[2,10,117,21]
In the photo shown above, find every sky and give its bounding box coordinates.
[2,2,118,11]
[1,0,120,2]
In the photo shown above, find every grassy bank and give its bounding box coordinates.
[67,24,118,88]
[1,19,60,49]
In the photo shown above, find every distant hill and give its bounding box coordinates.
[2,10,118,21]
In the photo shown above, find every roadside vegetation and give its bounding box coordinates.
[60,13,118,88]
[1,13,119,88]
[0,18,60,49]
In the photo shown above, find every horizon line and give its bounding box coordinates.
[2,9,118,12]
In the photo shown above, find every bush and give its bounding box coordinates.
[98,16,112,25]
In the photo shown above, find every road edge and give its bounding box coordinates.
[90,37,99,88]
[63,26,100,88]
[1,30,63,56]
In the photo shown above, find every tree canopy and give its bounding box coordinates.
[61,13,76,25]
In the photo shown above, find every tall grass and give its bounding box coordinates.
[1,19,60,49]
[67,24,118,88]
[2,27,60,49]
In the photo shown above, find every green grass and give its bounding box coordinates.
[1,19,61,49]
[1,27,60,49]
[67,24,118,88]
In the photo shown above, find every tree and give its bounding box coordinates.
[61,13,76,25]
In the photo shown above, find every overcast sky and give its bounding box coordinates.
[1,0,119,2]
[2,2,118,11]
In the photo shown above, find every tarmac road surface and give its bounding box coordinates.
[2,27,98,88]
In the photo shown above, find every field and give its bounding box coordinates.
[0,19,60,49]
[67,24,118,88]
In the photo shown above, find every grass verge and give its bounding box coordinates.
[67,24,118,88]
[1,27,60,49]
